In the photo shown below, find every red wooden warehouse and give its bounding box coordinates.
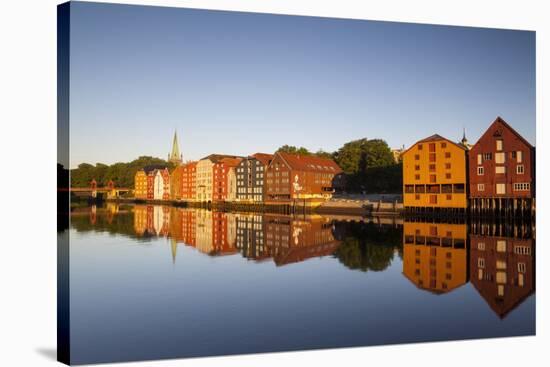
[468,117,535,215]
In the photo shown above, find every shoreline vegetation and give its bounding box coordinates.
[68,139,403,194]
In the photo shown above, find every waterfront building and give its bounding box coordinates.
[402,134,468,211]
[153,168,170,200]
[169,208,197,247]
[181,162,197,201]
[196,154,242,202]
[213,157,243,202]
[235,153,273,202]
[168,130,183,165]
[170,161,197,201]
[264,152,343,206]
[468,117,535,213]
[134,170,148,199]
[469,233,534,318]
[195,209,213,254]
[402,221,468,293]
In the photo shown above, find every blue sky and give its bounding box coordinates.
[68,2,535,167]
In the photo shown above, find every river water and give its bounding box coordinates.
[62,203,535,364]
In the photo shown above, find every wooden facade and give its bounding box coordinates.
[196,154,242,203]
[402,134,468,212]
[134,170,148,199]
[213,157,243,202]
[265,152,343,206]
[236,153,273,202]
[469,117,535,216]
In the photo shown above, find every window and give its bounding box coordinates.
[517,165,524,174]
[496,183,506,195]
[478,258,485,268]
[429,195,437,204]
[496,260,507,270]
[415,185,426,193]
[497,240,507,252]
[415,194,420,200]
[478,242,485,250]
[453,184,465,193]
[477,154,482,165]
[429,164,436,172]
[518,263,526,273]
[441,184,452,193]
[517,150,523,163]
[405,185,415,193]
[418,144,423,150]
[495,152,505,164]
[496,272,507,284]
[476,183,484,192]
[445,163,451,169]
[415,165,420,171]
[415,174,420,180]
[429,153,436,162]
[445,173,451,179]
[445,152,451,158]
[429,143,436,152]
[496,139,503,151]
[495,166,506,174]
[441,142,447,148]
[477,166,484,175]
[514,246,531,255]
[446,194,452,200]
[414,154,420,160]
[429,175,436,183]
[483,153,493,161]
[513,182,530,191]
[498,285,505,296]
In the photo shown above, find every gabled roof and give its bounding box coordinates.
[218,157,243,168]
[473,116,534,149]
[251,153,274,166]
[275,152,343,174]
[402,133,467,156]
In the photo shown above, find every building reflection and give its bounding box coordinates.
[264,214,341,267]
[402,221,468,293]
[469,220,535,318]
[74,204,536,319]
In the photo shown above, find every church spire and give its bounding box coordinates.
[168,130,183,165]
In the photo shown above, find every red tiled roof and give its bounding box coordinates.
[219,157,242,168]
[276,152,343,174]
[251,153,274,166]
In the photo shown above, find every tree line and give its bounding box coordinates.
[71,138,403,193]
[70,156,174,188]
[277,138,402,193]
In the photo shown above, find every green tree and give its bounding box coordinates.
[276,145,311,155]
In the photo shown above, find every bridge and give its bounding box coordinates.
[69,180,131,199]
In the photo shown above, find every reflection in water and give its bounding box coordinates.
[403,222,468,293]
[69,204,535,320]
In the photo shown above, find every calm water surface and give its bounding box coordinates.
[64,203,535,364]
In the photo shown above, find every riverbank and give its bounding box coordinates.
[103,196,403,217]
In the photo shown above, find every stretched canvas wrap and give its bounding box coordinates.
[57,1,536,365]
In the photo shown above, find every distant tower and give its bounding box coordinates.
[168,130,183,165]
[459,127,472,150]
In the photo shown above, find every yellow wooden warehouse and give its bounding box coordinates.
[402,134,468,212]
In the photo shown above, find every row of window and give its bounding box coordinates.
[405,184,465,194]
[477,150,523,165]
[477,164,524,175]
[475,182,531,193]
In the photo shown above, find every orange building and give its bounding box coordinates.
[402,221,468,293]
[134,170,148,199]
[181,162,197,201]
[402,134,468,211]
[213,157,242,202]
[133,205,148,235]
